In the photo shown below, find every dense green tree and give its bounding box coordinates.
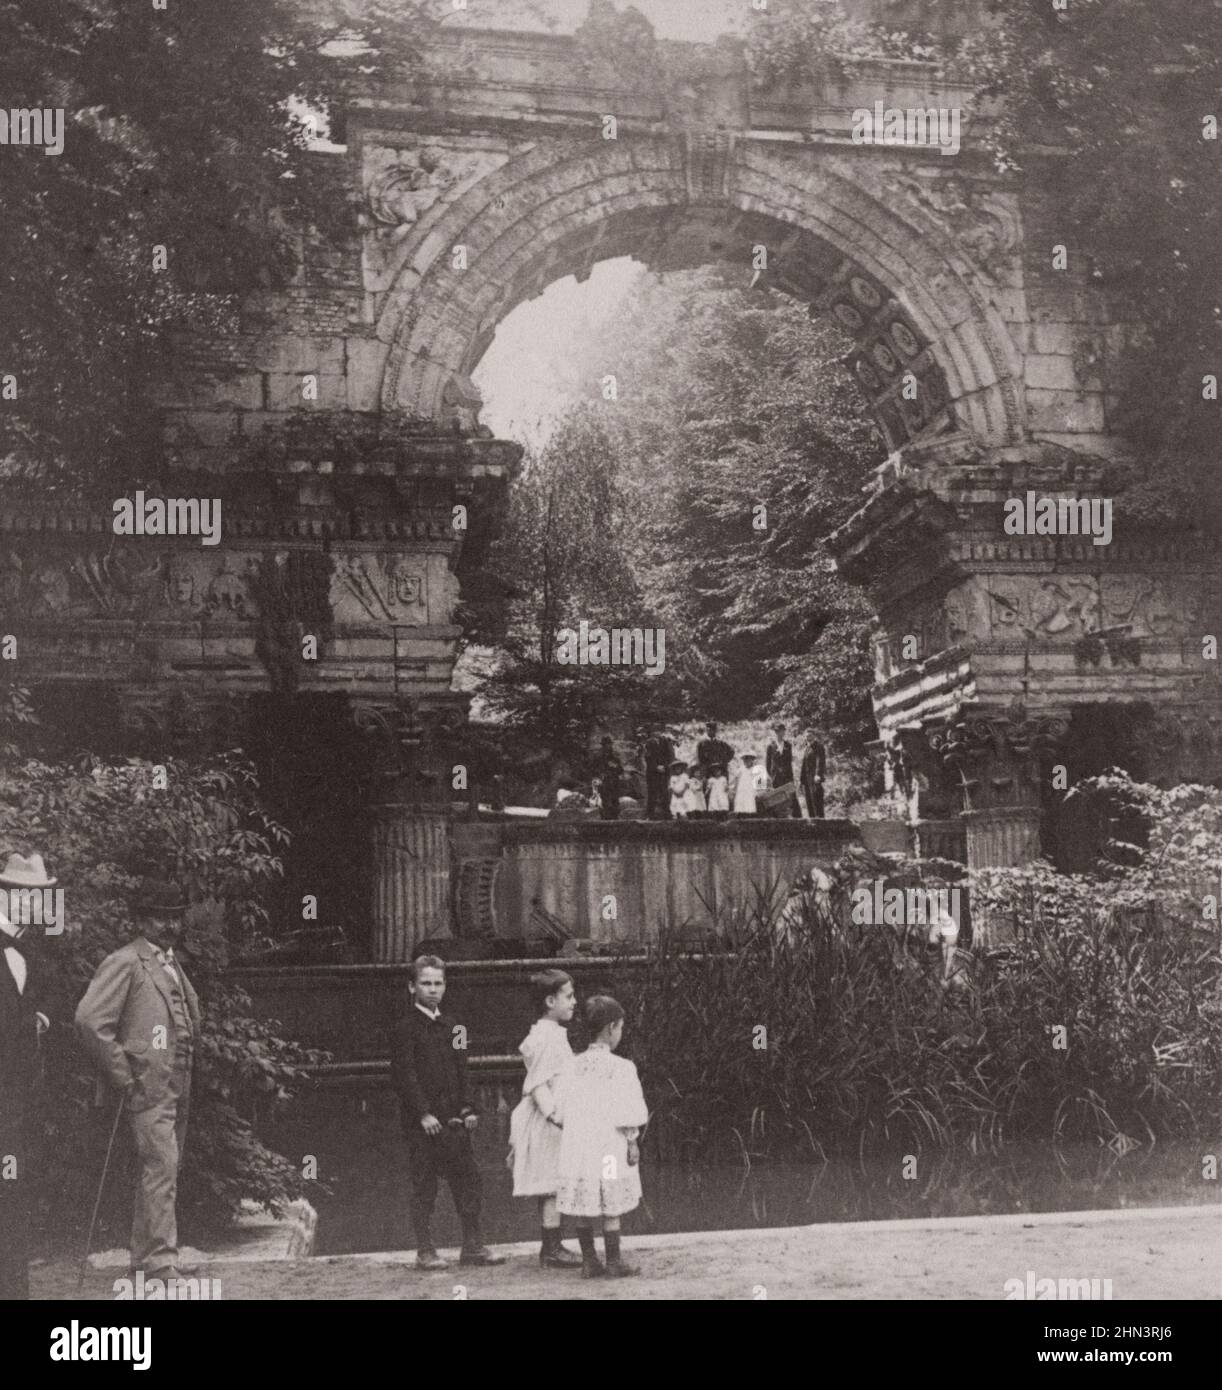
[574,269,884,746]
[959,0,1222,525]
[479,408,673,761]
[749,0,1222,526]
[0,0,438,493]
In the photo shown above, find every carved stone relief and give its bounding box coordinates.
[928,574,1213,643]
[361,144,509,290]
[0,546,264,623]
[331,553,429,626]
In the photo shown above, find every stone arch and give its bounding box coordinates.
[374,135,1026,453]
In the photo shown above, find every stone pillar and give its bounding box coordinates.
[371,806,453,961]
[928,703,1069,946]
[961,805,1042,872]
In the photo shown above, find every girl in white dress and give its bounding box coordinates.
[555,995,649,1278]
[508,970,582,1268]
[668,761,690,818]
[684,762,707,815]
[706,762,730,813]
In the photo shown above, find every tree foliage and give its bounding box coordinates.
[3,752,327,1241]
[478,407,673,760]
[0,0,434,492]
[575,270,881,742]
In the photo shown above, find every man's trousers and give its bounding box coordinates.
[404,1125,483,1251]
[0,1128,31,1299]
[128,1051,191,1274]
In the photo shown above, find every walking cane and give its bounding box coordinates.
[78,1092,126,1292]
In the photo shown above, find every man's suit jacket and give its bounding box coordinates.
[799,742,827,809]
[766,740,795,787]
[0,942,43,1159]
[75,938,201,1111]
[642,735,674,780]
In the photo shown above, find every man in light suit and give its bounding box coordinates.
[75,877,200,1279]
[0,852,55,1300]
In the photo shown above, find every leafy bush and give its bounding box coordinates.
[626,779,1222,1163]
[2,752,328,1249]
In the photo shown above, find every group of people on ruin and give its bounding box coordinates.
[553,721,830,823]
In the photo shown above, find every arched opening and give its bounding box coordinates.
[373,139,1024,452]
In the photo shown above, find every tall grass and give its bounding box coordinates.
[623,875,1222,1164]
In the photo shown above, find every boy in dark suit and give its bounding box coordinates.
[390,955,506,1270]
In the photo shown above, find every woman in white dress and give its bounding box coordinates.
[508,970,582,1268]
[732,752,763,815]
[555,995,649,1278]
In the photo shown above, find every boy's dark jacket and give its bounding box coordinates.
[390,1005,476,1130]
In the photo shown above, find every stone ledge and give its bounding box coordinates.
[500,818,862,847]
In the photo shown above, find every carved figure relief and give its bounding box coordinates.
[204,557,257,620]
[164,557,201,614]
[366,151,458,241]
[333,554,429,625]
[885,172,1021,281]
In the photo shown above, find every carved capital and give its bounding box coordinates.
[926,702,1069,811]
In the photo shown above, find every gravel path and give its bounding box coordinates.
[31,1206,1221,1301]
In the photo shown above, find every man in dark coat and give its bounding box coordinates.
[799,731,828,819]
[639,726,674,820]
[765,723,800,818]
[592,737,624,820]
[696,722,734,795]
[0,852,56,1300]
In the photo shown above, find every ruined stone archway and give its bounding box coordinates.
[371,134,1026,456]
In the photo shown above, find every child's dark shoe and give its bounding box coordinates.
[603,1231,637,1276]
[459,1245,507,1266]
[580,1255,607,1279]
[540,1228,583,1268]
[543,1246,583,1269]
[415,1249,448,1271]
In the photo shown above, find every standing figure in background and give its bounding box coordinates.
[732,752,762,815]
[799,731,828,819]
[668,760,690,819]
[705,762,730,814]
[683,762,707,816]
[592,737,623,821]
[765,723,800,818]
[0,853,55,1300]
[696,722,734,799]
[640,726,674,821]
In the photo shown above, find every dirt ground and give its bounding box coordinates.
[31,1206,1222,1301]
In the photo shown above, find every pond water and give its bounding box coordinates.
[260,1088,1219,1256]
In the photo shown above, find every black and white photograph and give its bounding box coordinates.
[1,0,1220,1347]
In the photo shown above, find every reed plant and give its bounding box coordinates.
[623,790,1222,1164]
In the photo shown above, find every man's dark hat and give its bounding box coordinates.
[131,876,189,915]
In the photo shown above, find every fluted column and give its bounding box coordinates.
[928,703,1069,946]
